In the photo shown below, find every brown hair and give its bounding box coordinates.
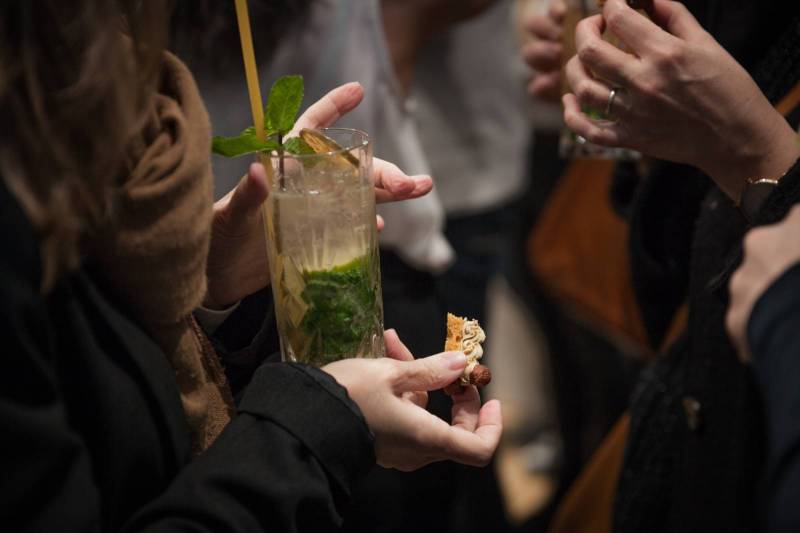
[0,1,167,291]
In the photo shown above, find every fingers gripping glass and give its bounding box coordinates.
[559,0,640,160]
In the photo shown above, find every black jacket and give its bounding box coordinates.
[0,178,375,531]
[749,263,800,533]
[613,13,800,533]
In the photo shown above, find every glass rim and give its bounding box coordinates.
[264,127,370,159]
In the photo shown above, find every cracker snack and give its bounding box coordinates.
[443,313,491,395]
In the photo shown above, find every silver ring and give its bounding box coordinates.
[605,87,619,118]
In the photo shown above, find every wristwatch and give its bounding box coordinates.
[738,177,780,223]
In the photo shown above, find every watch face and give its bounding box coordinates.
[742,180,778,221]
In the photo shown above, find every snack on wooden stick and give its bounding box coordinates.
[443,313,491,395]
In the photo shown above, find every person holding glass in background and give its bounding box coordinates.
[523,0,799,531]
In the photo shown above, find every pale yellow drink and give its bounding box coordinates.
[263,128,384,365]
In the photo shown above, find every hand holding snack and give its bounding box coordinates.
[323,330,503,471]
[443,313,492,395]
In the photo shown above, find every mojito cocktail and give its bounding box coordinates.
[263,128,384,365]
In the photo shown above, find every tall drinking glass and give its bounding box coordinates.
[262,128,384,366]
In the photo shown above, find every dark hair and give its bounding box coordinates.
[169,0,313,70]
[0,1,168,291]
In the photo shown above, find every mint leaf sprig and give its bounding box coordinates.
[212,127,278,157]
[212,75,314,158]
[265,75,303,138]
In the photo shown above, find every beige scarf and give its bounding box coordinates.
[91,52,234,453]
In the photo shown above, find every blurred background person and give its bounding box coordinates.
[523,0,799,531]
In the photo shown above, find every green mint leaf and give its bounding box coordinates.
[298,254,381,363]
[265,75,304,136]
[283,136,320,169]
[283,136,316,156]
[212,127,279,158]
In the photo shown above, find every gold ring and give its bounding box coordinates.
[605,87,619,118]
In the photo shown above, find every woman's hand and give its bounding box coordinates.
[322,330,503,471]
[563,0,799,201]
[289,82,434,204]
[204,83,434,309]
[521,0,567,102]
[727,206,800,361]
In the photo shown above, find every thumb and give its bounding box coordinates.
[222,163,270,232]
[393,352,467,393]
[650,0,705,41]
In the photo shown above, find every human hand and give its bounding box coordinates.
[204,83,434,309]
[563,0,799,201]
[322,330,503,471]
[289,82,433,204]
[727,205,800,361]
[521,0,567,102]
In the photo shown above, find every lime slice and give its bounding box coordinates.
[299,128,360,168]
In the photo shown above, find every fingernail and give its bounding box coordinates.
[441,351,467,370]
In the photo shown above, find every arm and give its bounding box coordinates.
[1,273,373,532]
[747,265,800,533]
[563,0,800,202]
[727,205,800,532]
[125,363,375,532]
[204,288,281,397]
[4,269,501,531]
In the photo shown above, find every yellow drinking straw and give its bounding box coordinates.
[233,0,265,142]
[233,0,274,253]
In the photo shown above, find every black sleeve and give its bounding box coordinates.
[208,288,281,396]
[705,158,800,301]
[125,363,376,532]
[0,265,107,531]
[752,158,800,227]
[748,262,800,533]
[1,272,374,532]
